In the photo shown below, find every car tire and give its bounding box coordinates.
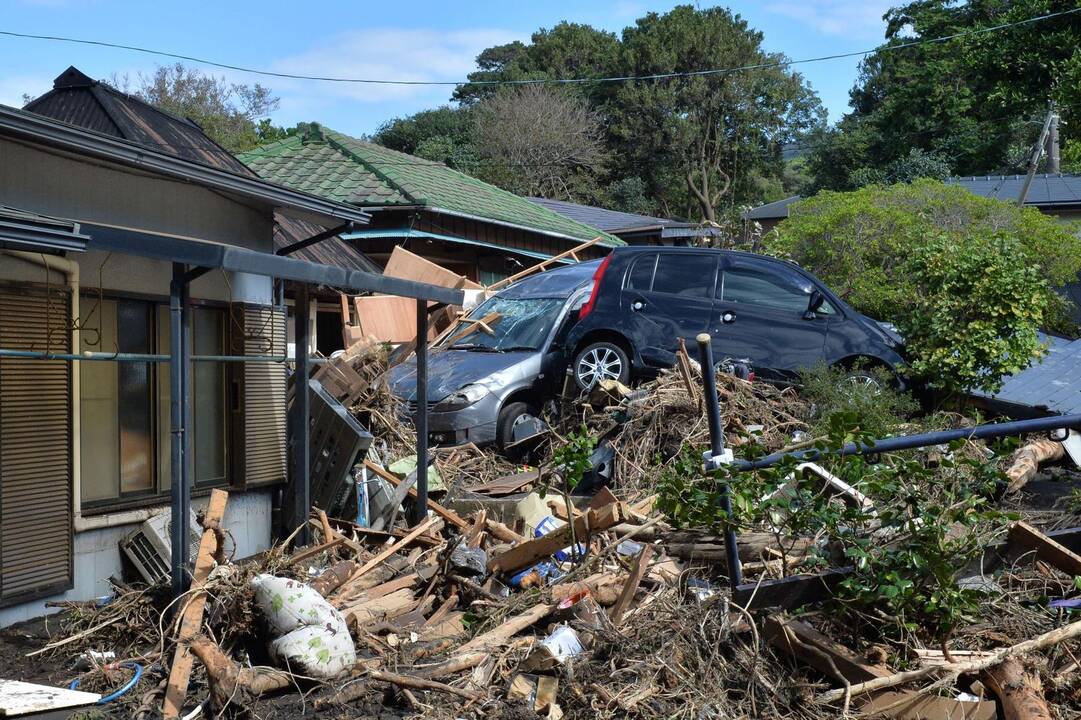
[573,341,630,391]
[839,370,884,392]
[497,401,541,458]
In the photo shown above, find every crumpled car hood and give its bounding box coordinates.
[388,349,536,402]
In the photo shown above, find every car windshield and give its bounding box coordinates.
[439,296,565,352]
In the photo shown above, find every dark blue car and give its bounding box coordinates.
[566,246,906,390]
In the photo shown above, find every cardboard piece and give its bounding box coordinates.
[0,680,101,716]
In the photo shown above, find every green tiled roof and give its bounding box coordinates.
[238,124,622,247]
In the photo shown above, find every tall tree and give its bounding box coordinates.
[370,106,477,170]
[809,0,1081,189]
[608,6,824,221]
[472,85,609,200]
[131,63,282,152]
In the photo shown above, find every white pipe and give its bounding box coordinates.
[2,251,82,521]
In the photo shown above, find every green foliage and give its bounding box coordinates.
[130,63,280,153]
[807,0,1081,189]
[768,180,1081,391]
[899,232,1051,393]
[658,412,1011,644]
[550,426,598,493]
[799,363,919,437]
[850,148,952,188]
[370,106,477,172]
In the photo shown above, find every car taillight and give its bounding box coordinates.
[579,254,612,319]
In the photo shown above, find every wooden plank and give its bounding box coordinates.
[732,567,851,611]
[1008,521,1081,576]
[588,486,619,512]
[352,295,418,343]
[489,502,625,575]
[0,679,101,716]
[286,537,345,567]
[162,489,229,719]
[343,588,419,626]
[764,615,891,683]
[609,544,654,625]
[363,460,468,529]
[384,245,483,291]
[466,469,539,496]
[860,691,997,720]
[485,236,603,292]
[345,516,443,585]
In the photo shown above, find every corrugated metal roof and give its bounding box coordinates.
[275,216,380,274]
[948,174,1081,207]
[25,66,251,175]
[527,197,680,233]
[973,334,1081,415]
[742,195,802,221]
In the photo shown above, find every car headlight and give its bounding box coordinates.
[433,384,490,412]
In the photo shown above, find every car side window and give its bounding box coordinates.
[652,254,716,298]
[720,264,813,313]
[625,253,657,291]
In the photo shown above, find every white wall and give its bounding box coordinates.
[0,489,273,627]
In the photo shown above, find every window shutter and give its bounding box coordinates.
[0,284,73,605]
[232,304,287,487]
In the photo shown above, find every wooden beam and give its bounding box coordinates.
[488,502,625,575]
[764,615,891,684]
[162,489,229,719]
[485,236,603,292]
[732,567,851,611]
[609,544,654,625]
[1008,521,1081,576]
[345,516,443,585]
[363,460,468,529]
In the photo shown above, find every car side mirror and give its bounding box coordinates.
[804,290,825,319]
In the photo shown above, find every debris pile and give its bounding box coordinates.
[15,342,1081,720]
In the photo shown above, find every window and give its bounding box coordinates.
[81,298,228,507]
[652,254,716,298]
[720,265,813,314]
[625,254,656,291]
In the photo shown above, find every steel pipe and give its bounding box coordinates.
[412,299,429,526]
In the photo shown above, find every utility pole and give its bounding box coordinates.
[1018,106,1056,207]
[1046,112,1061,174]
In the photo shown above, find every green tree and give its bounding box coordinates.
[809,0,1081,189]
[767,179,1081,392]
[608,6,824,221]
[131,63,280,153]
[453,23,620,105]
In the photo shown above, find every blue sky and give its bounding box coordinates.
[0,0,894,137]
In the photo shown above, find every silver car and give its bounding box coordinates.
[388,260,599,452]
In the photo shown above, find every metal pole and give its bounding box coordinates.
[0,348,329,363]
[168,264,190,598]
[292,284,311,545]
[733,412,1081,472]
[695,333,742,586]
[1018,108,1055,207]
[1046,112,1061,175]
[412,299,429,526]
[180,278,192,574]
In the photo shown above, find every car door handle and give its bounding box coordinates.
[632,300,645,311]
[721,311,736,324]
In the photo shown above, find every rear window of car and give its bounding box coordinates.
[652,254,716,298]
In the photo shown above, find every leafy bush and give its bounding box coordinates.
[767,179,1081,393]
[657,413,1011,646]
[799,363,919,437]
[899,232,1051,394]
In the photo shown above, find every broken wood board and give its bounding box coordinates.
[466,469,539,496]
[1008,521,1081,576]
[352,295,420,344]
[346,516,443,584]
[0,680,101,716]
[489,502,626,575]
[163,489,229,719]
[765,615,892,684]
[609,544,654,625]
[733,567,851,611]
[859,691,997,720]
[384,245,482,292]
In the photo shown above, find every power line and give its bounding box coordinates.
[1,7,1079,87]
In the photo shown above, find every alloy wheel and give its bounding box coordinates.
[576,346,624,389]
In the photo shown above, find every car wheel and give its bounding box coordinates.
[497,401,542,458]
[573,341,630,391]
[839,370,884,393]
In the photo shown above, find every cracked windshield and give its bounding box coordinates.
[440,296,564,352]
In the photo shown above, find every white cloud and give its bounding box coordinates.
[765,0,892,38]
[269,27,524,109]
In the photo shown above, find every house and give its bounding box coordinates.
[0,78,454,625]
[527,197,720,245]
[949,173,1081,222]
[238,123,623,285]
[740,195,802,238]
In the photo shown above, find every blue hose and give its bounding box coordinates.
[70,661,143,704]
